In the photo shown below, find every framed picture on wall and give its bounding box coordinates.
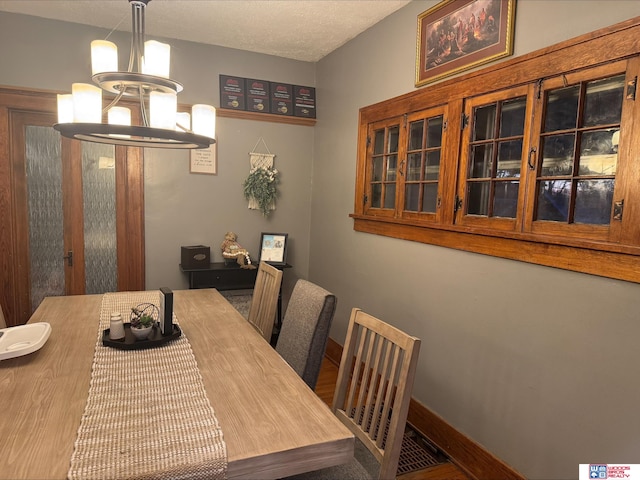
[190,142,217,174]
[416,0,516,87]
[259,232,288,266]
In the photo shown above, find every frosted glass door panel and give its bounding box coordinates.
[82,144,117,294]
[26,126,65,311]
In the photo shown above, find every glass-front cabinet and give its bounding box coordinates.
[352,19,640,283]
[364,106,449,224]
[525,60,629,243]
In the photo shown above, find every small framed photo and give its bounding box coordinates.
[190,143,217,175]
[259,232,288,266]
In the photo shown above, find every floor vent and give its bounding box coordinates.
[397,427,448,475]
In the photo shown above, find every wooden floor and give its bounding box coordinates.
[315,357,471,480]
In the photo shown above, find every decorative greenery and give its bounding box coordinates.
[130,303,158,329]
[243,165,279,216]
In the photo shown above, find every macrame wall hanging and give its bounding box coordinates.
[242,137,279,217]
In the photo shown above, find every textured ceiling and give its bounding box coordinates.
[0,0,412,62]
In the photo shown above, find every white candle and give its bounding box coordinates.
[143,40,170,78]
[72,83,102,123]
[192,104,216,139]
[150,91,177,129]
[57,94,74,123]
[91,40,118,75]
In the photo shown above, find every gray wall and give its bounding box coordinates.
[3,2,640,478]
[312,1,640,479]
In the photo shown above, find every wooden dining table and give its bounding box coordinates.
[0,288,354,479]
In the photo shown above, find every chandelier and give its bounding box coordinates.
[53,0,216,149]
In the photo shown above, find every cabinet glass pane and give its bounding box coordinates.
[422,184,438,213]
[579,129,618,176]
[409,120,424,150]
[425,151,441,180]
[583,75,624,127]
[499,98,526,137]
[384,184,396,209]
[405,184,419,211]
[536,180,570,221]
[493,182,519,218]
[470,144,493,178]
[473,104,496,141]
[427,117,443,147]
[497,140,522,178]
[575,179,614,224]
[541,134,575,176]
[371,184,382,208]
[407,153,422,181]
[373,130,385,155]
[373,156,383,181]
[544,85,579,132]
[387,154,397,181]
[388,126,399,153]
[467,182,490,216]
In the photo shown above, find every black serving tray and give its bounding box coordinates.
[102,323,181,350]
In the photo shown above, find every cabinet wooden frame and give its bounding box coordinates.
[352,16,640,283]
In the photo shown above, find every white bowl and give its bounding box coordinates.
[131,325,152,340]
[0,323,52,361]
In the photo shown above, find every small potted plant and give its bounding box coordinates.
[129,304,158,340]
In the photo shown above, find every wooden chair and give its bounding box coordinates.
[247,262,283,342]
[275,279,337,389]
[287,308,421,480]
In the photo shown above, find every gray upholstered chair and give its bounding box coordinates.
[275,279,337,390]
[0,303,6,329]
[286,308,421,480]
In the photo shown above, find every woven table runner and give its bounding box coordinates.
[68,291,227,480]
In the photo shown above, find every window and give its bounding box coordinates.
[525,61,628,243]
[352,20,640,283]
[456,85,531,231]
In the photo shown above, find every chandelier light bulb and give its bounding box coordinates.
[72,83,102,123]
[150,91,177,130]
[192,104,216,139]
[143,40,171,78]
[91,40,118,75]
[176,112,191,131]
[108,106,131,126]
[57,94,74,124]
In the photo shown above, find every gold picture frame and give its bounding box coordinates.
[416,0,516,87]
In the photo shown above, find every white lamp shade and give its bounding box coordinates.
[143,40,170,78]
[176,112,191,131]
[150,91,177,129]
[57,94,74,123]
[72,83,102,123]
[108,106,131,126]
[91,40,118,75]
[191,104,216,139]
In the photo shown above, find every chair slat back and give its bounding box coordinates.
[247,262,283,342]
[332,308,421,480]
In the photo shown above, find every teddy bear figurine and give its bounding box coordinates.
[220,231,256,269]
